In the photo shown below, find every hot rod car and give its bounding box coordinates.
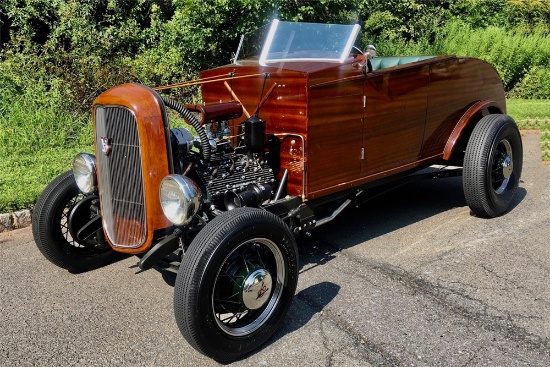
[32,20,522,362]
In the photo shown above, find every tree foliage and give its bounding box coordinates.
[1,0,550,114]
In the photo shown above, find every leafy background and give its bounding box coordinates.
[1,0,549,211]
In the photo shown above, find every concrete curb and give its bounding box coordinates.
[0,209,32,233]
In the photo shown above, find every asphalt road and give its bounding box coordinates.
[1,132,549,367]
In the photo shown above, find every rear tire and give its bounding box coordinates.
[174,207,298,363]
[463,114,523,217]
[32,170,119,272]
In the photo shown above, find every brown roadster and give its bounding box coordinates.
[32,20,522,362]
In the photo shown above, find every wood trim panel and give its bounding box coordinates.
[422,57,505,159]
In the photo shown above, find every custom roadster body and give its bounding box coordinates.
[32,20,522,362]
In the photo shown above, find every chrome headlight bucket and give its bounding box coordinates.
[73,153,97,194]
[159,175,202,226]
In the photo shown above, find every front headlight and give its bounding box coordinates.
[159,175,202,226]
[73,153,97,194]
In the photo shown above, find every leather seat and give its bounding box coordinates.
[370,56,435,71]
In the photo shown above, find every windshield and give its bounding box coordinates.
[234,20,360,65]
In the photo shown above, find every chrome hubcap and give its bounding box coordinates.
[242,269,273,310]
[501,155,513,179]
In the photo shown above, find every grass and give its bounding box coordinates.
[0,146,93,212]
[507,98,550,127]
[541,124,550,162]
[507,99,550,161]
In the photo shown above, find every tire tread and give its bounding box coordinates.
[463,114,522,217]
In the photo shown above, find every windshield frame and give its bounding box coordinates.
[233,19,361,65]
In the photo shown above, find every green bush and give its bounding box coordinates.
[509,67,550,99]
[0,48,93,212]
[439,22,550,92]
[370,19,550,97]
[0,50,92,153]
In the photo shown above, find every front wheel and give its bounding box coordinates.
[174,207,299,363]
[463,114,523,217]
[32,170,119,272]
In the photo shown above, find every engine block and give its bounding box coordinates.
[196,155,276,201]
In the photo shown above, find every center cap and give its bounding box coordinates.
[502,155,513,179]
[242,268,273,310]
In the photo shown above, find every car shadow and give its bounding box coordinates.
[150,176,526,286]
[309,176,526,253]
[152,175,527,299]
[239,281,340,362]
[153,268,340,364]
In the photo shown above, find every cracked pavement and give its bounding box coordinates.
[1,132,549,366]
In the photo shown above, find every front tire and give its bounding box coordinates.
[463,114,523,217]
[32,170,119,272]
[174,207,299,363]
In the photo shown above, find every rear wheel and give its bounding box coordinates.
[174,207,298,363]
[463,114,523,217]
[32,170,119,272]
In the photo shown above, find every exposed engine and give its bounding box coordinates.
[168,102,278,213]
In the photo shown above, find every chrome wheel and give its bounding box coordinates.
[213,238,285,336]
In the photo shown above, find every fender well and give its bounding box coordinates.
[442,100,503,161]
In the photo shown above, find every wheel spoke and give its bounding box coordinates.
[254,244,268,269]
[212,237,285,336]
[214,298,241,305]
[218,271,245,287]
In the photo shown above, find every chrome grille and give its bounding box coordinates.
[95,106,147,248]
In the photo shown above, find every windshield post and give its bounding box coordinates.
[233,34,245,64]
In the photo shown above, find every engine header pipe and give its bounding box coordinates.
[162,97,211,162]
[224,183,273,210]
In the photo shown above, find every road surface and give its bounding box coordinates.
[1,131,548,366]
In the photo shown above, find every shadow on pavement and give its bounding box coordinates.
[250,281,340,358]
[307,175,526,256]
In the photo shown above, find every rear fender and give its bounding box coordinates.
[442,100,503,161]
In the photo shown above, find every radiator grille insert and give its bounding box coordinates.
[95,106,147,248]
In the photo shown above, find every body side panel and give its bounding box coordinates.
[422,57,506,159]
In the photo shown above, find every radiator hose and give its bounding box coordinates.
[162,97,211,162]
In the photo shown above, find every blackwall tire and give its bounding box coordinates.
[174,207,299,363]
[32,170,119,272]
[463,114,523,217]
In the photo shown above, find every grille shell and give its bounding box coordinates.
[92,83,173,254]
